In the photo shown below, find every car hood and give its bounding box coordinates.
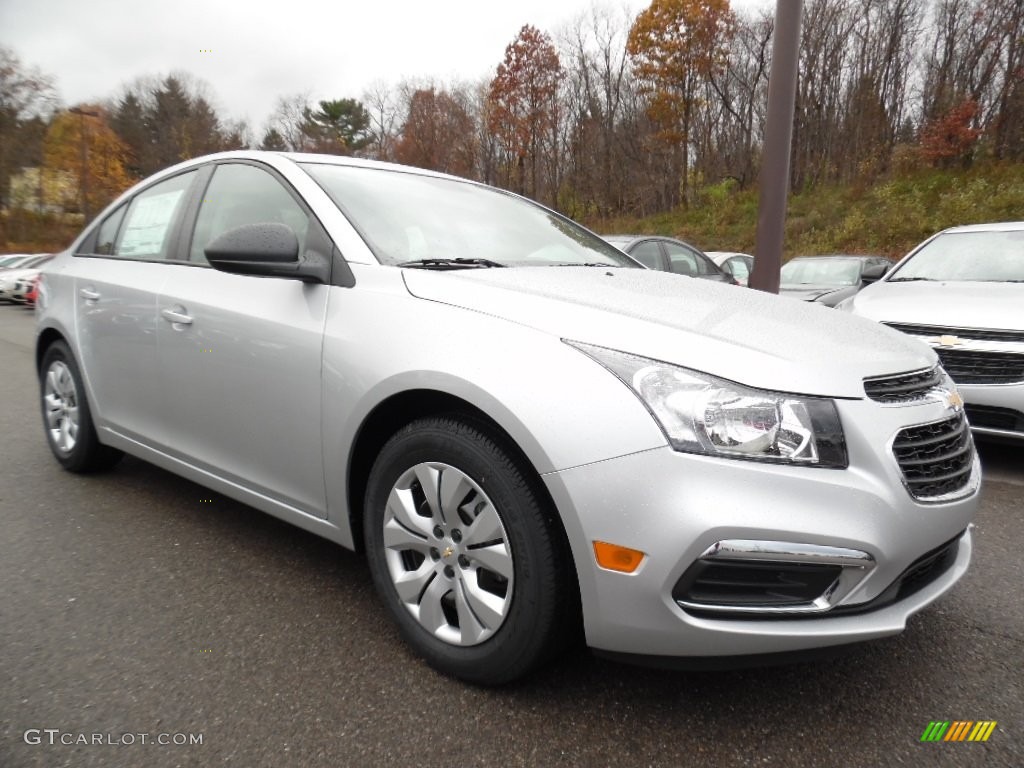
[403,267,934,398]
[779,284,847,302]
[850,280,1024,331]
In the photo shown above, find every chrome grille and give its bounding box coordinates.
[892,414,974,500]
[933,348,1024,384]
[885,322,1024,344]
[883,322,1024,385]
[864,367,942,403]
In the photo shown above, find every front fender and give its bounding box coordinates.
[320,265,666,546]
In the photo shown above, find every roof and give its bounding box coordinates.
[940,221,1024,234]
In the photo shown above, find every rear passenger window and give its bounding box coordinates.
[629,241,663,270]
[115,171,197,261]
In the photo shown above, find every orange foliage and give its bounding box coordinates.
[43,105,132,214]
[487,25,561,196]
[626,0,736,136]
[919,99,982,167]
[395,88,476,177]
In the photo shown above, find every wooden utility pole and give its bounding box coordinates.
[749,1,803,294]
[69,107,100,221]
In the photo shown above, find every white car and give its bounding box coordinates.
[843,222,1024,442]
[0,254,52,301]
[707,251,754,286]
[36,151,978,684]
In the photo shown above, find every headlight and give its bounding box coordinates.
[568,342,847,468]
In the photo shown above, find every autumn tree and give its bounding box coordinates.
[43,105,131,217]
[559,4,636,216]
[487,24,563,203]
[702,9,772,188]
[0,47,57,211]
[627,0,735,207]
[919,98,982,167]
[395,86,477,176]
[263,92,314,151]
[362,80,401,161]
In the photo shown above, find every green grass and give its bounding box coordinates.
[585,163,1024,259]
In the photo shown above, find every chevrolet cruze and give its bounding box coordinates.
[36,151,978,684]
[842,222,1024,443]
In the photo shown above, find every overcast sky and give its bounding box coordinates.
[2,0,773,134]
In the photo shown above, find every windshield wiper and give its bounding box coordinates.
[397,257,506,270]
[887,277,933,282]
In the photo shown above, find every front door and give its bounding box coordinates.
[155,162,329,516]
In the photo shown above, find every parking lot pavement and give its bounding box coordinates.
[0,305,1021,768]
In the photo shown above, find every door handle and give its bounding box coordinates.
[161,307,193,326]
[79,287,101,302]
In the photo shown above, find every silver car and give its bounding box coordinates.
[707,251,754,286]
[842,222,1024,442]
[36,151,978,684]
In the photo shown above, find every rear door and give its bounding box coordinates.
[154,161,330,516]
[72,169,200,441]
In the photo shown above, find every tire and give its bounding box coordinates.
[39,341,124,473]
[364,415,577,685]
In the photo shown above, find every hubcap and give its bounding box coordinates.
[43,361,80,454]
[382,462,514,646]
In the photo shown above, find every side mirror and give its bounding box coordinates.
[861,263,890,283]
[205,223,329,283]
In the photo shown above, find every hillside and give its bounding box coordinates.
[586,163,1024,260]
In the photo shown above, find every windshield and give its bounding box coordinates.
[781,258,861,286]
[301,164,637,268]
[890,230,1024,282]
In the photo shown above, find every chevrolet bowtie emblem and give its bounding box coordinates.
[442,546,455,559]
[947,391,964,410]
[934,335,964,347]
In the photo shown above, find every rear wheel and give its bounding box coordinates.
[39,341,123,473]
[364,416,576,685]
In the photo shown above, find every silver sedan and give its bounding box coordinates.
[36,152,978,684]
[842,222,1024,442]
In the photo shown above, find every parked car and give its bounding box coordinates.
[707,251,755,286]
[602,235,737,284]
[0,254,53,301]
[842,222,1024,442]
[22,273,41,307]
[0,254,40,269]
[780,255,892,306]
[36,151,977,684]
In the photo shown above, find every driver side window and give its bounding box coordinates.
[190,164,310,264]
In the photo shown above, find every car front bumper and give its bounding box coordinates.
[543,398,978,659]
[960,380,1024,441]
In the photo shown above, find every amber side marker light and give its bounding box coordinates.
[593,541,646,573]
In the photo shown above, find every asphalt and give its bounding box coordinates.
[0,304,1021,768]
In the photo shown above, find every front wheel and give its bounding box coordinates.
[363,416,576,685]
